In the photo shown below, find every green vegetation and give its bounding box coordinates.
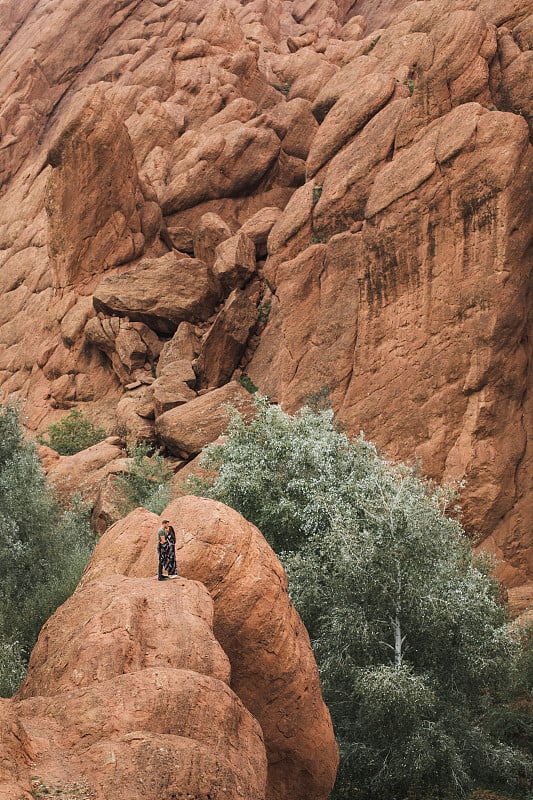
[31,777,95,800]
[239,375,258,394]
[404,78,415,95]
[188,397,533,799]
[257,299,272,327]
[270,82,291,96]
[0,404,93,696]
[312,185,323,206]
[115,441,173,516]
[38,409,106,455]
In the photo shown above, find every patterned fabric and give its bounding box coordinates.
[157,524,177,578]
[164,525,177,576]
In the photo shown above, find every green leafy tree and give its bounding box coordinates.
[189,397,532,799]
[38,409,106,455]
[115,442,172,515]
[0,404,94,696]
[188,395,368,552]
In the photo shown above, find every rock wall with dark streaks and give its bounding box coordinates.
[0,0,531,601]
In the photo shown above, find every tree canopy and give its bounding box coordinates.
[189,396,532,799]
[0,404,93,696]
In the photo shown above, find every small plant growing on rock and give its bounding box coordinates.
[31,778,95,800]
[38,410,106,456]
[257,299,272,326]
[115,442,172,516]
[309,234,328,245]
[312,185,322,206]
[240,375,258,394]
[270,82,291,96]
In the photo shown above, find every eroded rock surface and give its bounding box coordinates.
[2,501,337,800]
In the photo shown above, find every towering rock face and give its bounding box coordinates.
[45,89,152,288]
[2,500,337,800]
[0,0,532,597]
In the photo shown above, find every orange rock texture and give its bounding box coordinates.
[0,1,532,610]
[3,499,338,799]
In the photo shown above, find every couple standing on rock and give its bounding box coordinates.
[157,519,178,581]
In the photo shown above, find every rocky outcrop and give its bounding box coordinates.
[45,89,155,289]
[156,381,258,456]
[2,501,337,800]
[0,0,532,606]
[38,436,128,531]
[93,253,222,335]
[165,496,339,800]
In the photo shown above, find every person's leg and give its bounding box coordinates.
[167,546,178,577]
[158,550,166,580]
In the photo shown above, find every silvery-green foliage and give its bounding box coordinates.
[190,396,532,798]
[115,442,172,515]
[0,404,94,696]
[0,639,26,697]
[286,465,529,797]
[190,396,375,552]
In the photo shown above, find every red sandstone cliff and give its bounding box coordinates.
[0,0,531,600]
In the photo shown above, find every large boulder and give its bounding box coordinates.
[79,501,339,800]
[196,284,260,388]
[267,98,319,160]
[156,322,201,375]
[193,212,232,267]
[239,206,282,258]
[306,73,396,177]
[156,381,258,456]
[6,501,275,800]
[45,90,149,288]
[212,231,257,291]
[161,122,281,214]
[151,361,197,416]
[84,314,162,385]
[4,500,338,800]
[311,54,381,122]
[93,252,221,335]
[39,436,127,508]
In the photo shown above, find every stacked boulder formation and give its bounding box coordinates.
[1,497,338,799]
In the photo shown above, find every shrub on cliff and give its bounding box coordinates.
[189,397,532,799]
[0,404,93,696]
[115,442,172,515]
[38,409,106,455]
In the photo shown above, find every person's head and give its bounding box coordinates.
[162,519,169,529]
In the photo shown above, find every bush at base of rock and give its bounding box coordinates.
[0,404,94,697]
[114,442,173,515]
[37,409,107,456]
